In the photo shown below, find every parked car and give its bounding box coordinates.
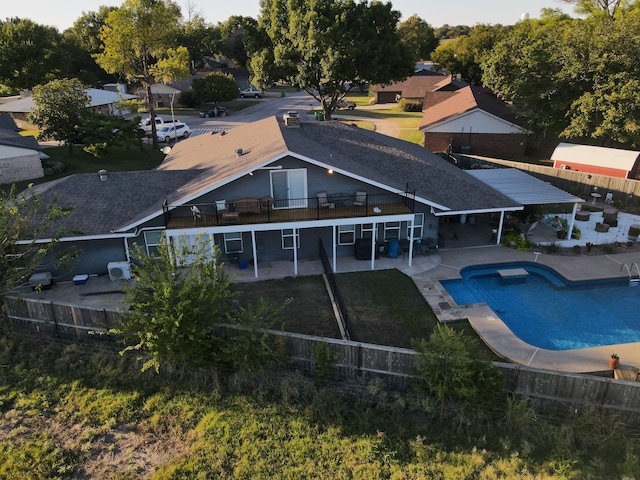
[139,116,179,137]
[199,106,230,118]
[240,87,264,98]
[156,122,191,142]
[337,99,356,110]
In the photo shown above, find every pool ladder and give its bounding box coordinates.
[621,262,640,286]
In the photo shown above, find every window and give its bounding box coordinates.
[144,230,164,256]
[361,223,375,239]
[411,213,424,239]
[281,229,300,249]
[338,224,356,245]
[384,221,400,241]
[224,232,243,254]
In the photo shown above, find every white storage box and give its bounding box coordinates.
[73,274,89,285]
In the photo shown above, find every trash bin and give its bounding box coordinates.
[315,111,324,121]
[281,91,286,97]
[387,239,399,258]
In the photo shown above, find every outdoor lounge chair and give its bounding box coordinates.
[353,191,367,206]
[317,192,330,208]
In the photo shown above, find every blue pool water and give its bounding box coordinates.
[440,262,640,350]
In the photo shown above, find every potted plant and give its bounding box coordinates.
[628,225,640,242]
[609,353,620,369]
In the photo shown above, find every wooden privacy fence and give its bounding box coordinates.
[453,154,640,208]
[5,296,640,418]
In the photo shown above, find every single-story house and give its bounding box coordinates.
[418,86,531,158]
[551,143,640,179]
[134,83,183,108]
[371,71,467,104]
[24,115,528,280]
[0,114,44,184]
[0,88,139,129]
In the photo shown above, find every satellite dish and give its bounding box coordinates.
[161,146,171,154]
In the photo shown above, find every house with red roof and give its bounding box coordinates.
[418,86,531,158]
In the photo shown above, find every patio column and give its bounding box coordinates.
[293,227,298,276]
[251,230,258,279]
[370,222,378,270]
[497,212,505,244]
[332,225,337,273]
[407,218,414,267]
[567,202,578,243]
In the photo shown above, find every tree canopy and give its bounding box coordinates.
[28,78,90,156]
[0,185,74,303]
[115,235,287,373]
[250,0,414,119]
[397,15,439,62]
[189,72,239,104]
[95,0,190,149]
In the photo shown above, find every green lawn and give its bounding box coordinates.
[0,336,637,479]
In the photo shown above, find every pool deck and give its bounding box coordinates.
[415,246,640,375]
[15,245,640,376]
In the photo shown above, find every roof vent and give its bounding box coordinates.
[98,169,108,181]
[235,148,243,157]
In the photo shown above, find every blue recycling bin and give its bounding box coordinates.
[387,239,399,258]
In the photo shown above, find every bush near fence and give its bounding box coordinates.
[4,296,640,420]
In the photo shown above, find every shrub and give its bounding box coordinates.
[41,160,66,176]
[397,98,423,112]
[502,232,531,251]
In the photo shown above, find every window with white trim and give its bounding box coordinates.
[338,224,355,245]
[224,232,243,254]
[411,213,424,239]
[384,221,400,241]
[144,230,164,256]
[281,228,300,249]
[361,223,375,239]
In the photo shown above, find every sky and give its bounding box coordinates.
[2,0,577,32]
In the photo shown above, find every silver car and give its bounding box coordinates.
[156,123,191,142]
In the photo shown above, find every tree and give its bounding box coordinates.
[413,324,503,412]
[218,16,259,69]
[561,0,624,16]
[76,111,143,157]
[178,14,220,70]
[397,15,439,62]
[0,18,67,93]
[432,24,508,85]
[95,0,190,150]
[28,78,90,156]
[61,7,117,86]
[115,235,287,373]
[0,185,74,306]
[250,0,414,120]
[189,72,239,104]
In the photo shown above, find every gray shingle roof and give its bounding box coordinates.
[0,114,41,150]
[30,170,203,238]
[280,120,519,212]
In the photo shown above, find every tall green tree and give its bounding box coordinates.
[189,72,239,104]
[115,235,287,373]
[397,15,439,62]
[432,23,508,85]
[28,78,90,156]
[95,0,190,149]
[0,185,73,306]
[218,15,259,69]
[250,0,414,120]
[0,18,67,93]
[178,14,220,70]
[61,7,117,86]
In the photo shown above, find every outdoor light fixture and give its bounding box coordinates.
[327,169,334,174]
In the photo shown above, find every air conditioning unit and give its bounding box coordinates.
[107,261,132,281]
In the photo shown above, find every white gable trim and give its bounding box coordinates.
[419,108,531,134]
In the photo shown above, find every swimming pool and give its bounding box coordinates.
[440,262,640,350]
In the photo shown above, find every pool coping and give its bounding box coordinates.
[412,246,640,374]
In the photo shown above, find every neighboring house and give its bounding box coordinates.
[0,89,139,129]
[24,116,522,279]
[0,114,44,185]
[371,71,467,104]
[418,86,531,158]
[551,143,640,179]
[135,83,182,108]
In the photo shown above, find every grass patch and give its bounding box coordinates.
[1,337,639,479]
[335,269,499,359]
[338,119,376,131]
[231,275,340,338]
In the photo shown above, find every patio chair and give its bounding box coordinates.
[353,190,367,206]
[317,191,330,208]
[423,237,438,255]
